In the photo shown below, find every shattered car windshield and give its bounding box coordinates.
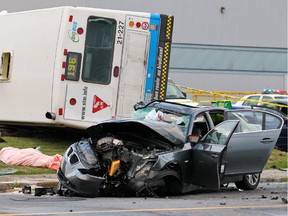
[131,106,191,136]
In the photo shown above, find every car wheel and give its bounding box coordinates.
[165,176,182,194]
[235,173,261,190]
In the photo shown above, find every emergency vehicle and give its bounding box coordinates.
[0,6,173,129]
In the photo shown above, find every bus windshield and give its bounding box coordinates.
[82,17,116,84]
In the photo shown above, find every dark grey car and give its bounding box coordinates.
[57,101,283,197]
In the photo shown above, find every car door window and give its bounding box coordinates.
[264,112,282,130]
[243,96,260,106]
[201,121,237,146]
[226,111,262,133]
[262,95,273,103]
[209,111,224,126]
[226,110,282,133]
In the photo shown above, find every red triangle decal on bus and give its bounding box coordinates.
[92,96,108,113]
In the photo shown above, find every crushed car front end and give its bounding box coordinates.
[57,118,187,197]
[57,139,105,197]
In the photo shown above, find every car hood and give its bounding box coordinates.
[87,119,186,148]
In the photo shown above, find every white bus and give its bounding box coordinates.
[0,6,173,129]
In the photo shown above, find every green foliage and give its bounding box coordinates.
[266,149,288,169]
[0,136,72,155]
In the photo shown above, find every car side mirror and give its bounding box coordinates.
[188,135,201,145]
[134,101,145,110]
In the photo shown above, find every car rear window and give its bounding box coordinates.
[274,96,288,100]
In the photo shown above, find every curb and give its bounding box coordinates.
[260,169,287,182]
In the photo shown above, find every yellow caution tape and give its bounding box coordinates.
[171,83,288,108]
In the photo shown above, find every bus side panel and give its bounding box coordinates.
[52,8,123,128]
[0,8,63,124]
[144,14,161,103]
[64,84,113,123]
[153,14,174,101]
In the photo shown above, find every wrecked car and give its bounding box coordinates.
[57,101,283,197]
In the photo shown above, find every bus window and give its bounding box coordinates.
[0,52,11,81]
[82,17,116,84]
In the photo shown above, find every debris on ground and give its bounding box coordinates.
[21,185,56,196]
[281,197,288,204]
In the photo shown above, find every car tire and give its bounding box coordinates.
[165,176,182,194]
[235,173,261,190]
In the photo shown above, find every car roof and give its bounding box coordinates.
[242,94,288,97]
[270,98,288,105]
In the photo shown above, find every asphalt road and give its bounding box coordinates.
[0,182,287,216]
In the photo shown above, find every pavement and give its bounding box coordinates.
[0,169,287,191]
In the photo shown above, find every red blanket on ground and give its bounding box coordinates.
[0,147,62,170]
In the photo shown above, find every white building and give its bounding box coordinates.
[2,0,287,92]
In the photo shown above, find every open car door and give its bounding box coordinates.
[224,110,284,175]
[190,120,239,190]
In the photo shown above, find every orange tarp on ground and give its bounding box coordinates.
[0,147,62,170]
